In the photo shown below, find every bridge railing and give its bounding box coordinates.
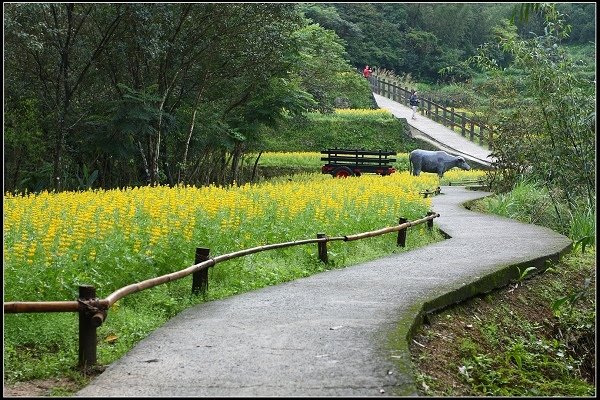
[368,75,494,147]
[4,212,440,369]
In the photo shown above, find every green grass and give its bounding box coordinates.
[259,110,422,153]
[471,179,596,241]
[412,248,596,397]
[4,228,447,388]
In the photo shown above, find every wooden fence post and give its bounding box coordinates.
[470,121,475,141]
[78,285,98,370]
[461,112,466,137]
[192,247,210,295]
[426,212,436,230]
[317,233,328,263]
[397,217,408,247]
[442,105,447,126]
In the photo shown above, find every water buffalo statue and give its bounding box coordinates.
[409,149,471,177]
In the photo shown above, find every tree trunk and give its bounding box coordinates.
[251,151,263,183]
[230,141,244,185]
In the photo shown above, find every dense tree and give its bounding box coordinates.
[95,3,307,186]
[557,3,596,44]
[300,3,594,83]
[4,4,125,191]
[4,3,367,192]
[292,23,362,113]
[470,5,595,219]
[5,3,594,192]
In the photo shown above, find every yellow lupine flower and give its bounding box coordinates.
[4,163,479,282]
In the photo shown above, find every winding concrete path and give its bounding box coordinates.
[76,186,571,397]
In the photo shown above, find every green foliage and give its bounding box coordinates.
[475,179,595,244]
[515,266,537,284]
[458,337,592,396]
[469,8,595,223]
[558,4,596,44]
[573,236,595,255]
[244,78,317,128]
[5,3,361,191]
[292,23,366,113]
[3,97,48,192]
[259,111,420,153]
[303,3,530,83]
[3,313,79,382]
[551,278,591,318]
[75,166,99,191]
[413,191,596,398]
[329,71,376,109]
[400,29,446,80]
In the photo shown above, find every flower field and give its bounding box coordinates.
[4,171,440,302]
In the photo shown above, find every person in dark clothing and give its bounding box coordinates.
[409,90,419,119]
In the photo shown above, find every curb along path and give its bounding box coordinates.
[76,186,571,397]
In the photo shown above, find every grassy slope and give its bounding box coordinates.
[410,246,596,396]
[259,112,434,153]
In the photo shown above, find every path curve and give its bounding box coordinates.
[76,186,571,397]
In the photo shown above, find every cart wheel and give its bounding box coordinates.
[332,166,354,178]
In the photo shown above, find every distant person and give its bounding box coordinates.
[363,65,372,78]
[409,90,419,120]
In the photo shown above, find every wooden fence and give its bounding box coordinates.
[4,212,440,369]
[368,75,494,147]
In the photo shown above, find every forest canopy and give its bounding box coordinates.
[3,3,596,193]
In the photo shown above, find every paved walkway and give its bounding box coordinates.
[373,93,495,168]
[76,186,571,397]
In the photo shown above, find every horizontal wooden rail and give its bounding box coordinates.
[321,157,397,163]
[321,149,396,156]
[4,212,440,368]
[4,300,81,313]
[343,213,437,241]
[104,258,215,307]
[419,187,442,198]
[448,178,486,186]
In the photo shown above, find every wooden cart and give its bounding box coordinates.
[321,148,397,177]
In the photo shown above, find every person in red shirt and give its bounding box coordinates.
[363,65,372,78]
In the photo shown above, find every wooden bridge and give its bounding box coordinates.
[368,76,496,169]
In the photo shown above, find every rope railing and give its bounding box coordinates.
[4,211,440,369]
